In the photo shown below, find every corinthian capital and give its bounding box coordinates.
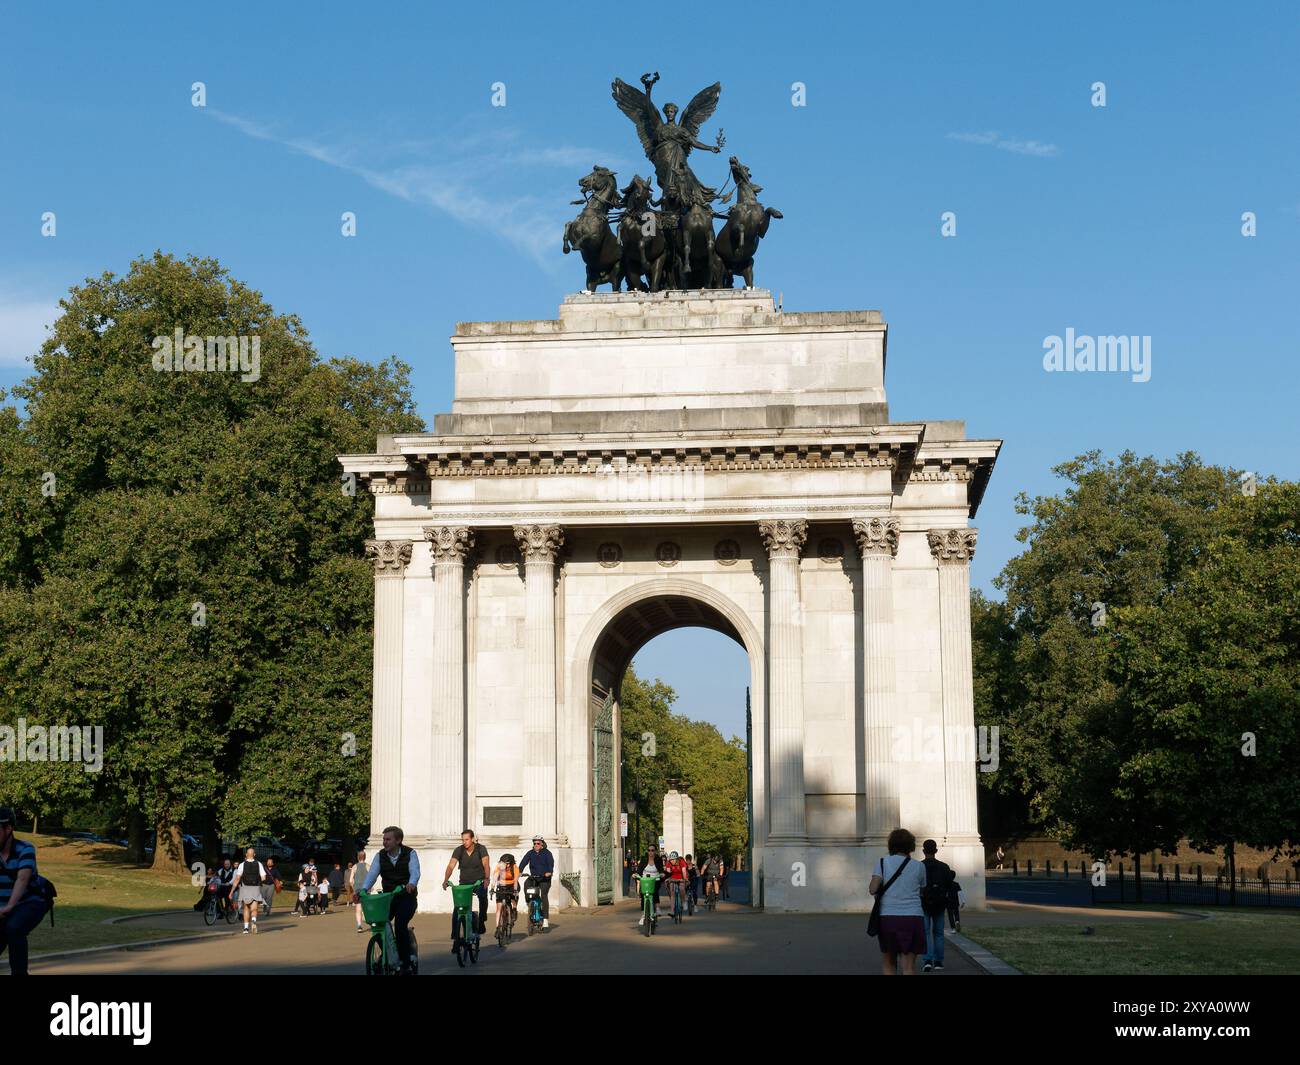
[365,539,413,575]
[852,517,900,558]
[513,524,565,563]
[758,519,808,559]
[927,528,978,565]
[424,526,475,564]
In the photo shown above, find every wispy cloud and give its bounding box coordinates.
[0,294,56,368]
[947,130,1061,158]
[207,109,626,267]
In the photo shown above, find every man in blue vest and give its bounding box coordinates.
[359,825,421,975]
[0,807,52,977]
[517,835,555,931]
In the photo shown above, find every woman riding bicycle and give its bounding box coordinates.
[492,853,519,928]
[631,845,665,926]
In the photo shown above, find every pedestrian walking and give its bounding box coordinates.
[230,846,268,934]
[261,856,282,915]
[353,851,369,932]
[919,839,955,972]
[868,828,928,975]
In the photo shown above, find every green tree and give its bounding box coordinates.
[0,253,422,873]
[976,451,1265,892]
[618,666,749,864]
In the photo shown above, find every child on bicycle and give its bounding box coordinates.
[492,853,519,928]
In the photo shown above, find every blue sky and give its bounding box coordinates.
[2,2,1297,740]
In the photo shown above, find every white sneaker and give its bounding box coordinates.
[242,927,250,934]
[251,921,258,933]
[543,918,549,929]
[638,915,645,926]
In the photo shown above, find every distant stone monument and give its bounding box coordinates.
[662,781,694,858]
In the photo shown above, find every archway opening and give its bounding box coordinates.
[587,593,755,910]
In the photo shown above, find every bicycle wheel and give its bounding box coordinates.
[454,915,467,968]
[365,933,385,975]
[224,899,239,924]
[204,898,217,926]
[407,928,419,974]
[642,900,652,937]
[469,933,480,964]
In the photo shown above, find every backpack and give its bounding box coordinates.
[921,860,950,916]
[34,874,58,927]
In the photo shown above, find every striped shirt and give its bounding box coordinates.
[0,837,38,906]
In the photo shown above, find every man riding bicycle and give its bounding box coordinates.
[443,828,491,943]
[665,851,689,916]
[358,825,420,975]
[517,836,554,931]
[701,854,723,903]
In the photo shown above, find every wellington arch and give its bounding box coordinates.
[340,289,1001,913]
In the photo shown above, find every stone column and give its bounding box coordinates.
[759,518,809,842]
[514,524,564,838]
[928,528,980,837]
[365,539,412,837]
[425,525,475,839]
[853,517,901,841]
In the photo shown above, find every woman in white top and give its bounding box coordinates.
[868,828,928,974]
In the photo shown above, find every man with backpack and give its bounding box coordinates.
[0,807,54,976]
[919,838,954,972]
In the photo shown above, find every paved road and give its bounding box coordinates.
[31,901,983,976]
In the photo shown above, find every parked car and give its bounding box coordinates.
[251,835,295,861]
[68,831,110,844]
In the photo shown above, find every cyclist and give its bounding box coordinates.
[358,825,420,975]
[491,852,520,932]
[216,858,235,915]
[701,853,722,904]
[632,845,664,927]
[664,851,689,916]
[685,854,699,909]
[443,828,491,944]
[517,835,554,931]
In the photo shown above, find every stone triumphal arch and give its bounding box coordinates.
[340,289,1000,913]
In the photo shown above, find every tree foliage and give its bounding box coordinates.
[0,253,422,871]
[973,450,1299,873]
[619,666,748,863]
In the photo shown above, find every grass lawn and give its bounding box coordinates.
[17,834,203,956]
[963,908,1300,975]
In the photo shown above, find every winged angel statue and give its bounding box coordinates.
[611,72,722,216]
[562,72,782,292]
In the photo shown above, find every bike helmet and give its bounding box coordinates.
[532,836,546,845]
[669,851,679,859]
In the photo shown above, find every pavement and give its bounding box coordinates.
[28,899,987,976]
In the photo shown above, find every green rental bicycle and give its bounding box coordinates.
[450,880,483,967]
[360,888,419,975]
[636,873,662,937]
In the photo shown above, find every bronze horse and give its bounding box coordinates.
[563,166,624,292]
[713,156,782,289]
[675,177,726,288]
[618,175,670,292]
